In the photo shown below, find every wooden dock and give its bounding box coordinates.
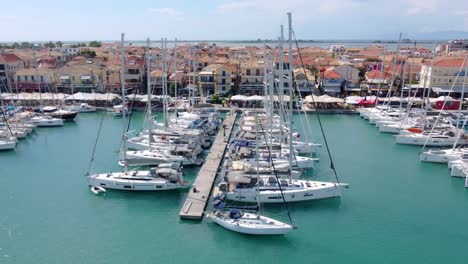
[179,111,237,220]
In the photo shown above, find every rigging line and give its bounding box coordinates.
[258,119,294,226]
[292,29,340,184]
[0,79,16,140]
[86,91,112,175]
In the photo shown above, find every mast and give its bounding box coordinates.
[161,38,168,131]
[33,52,43,114]
[174,38,178,121]
[120,33,128,173]
[192,46,196,112]
[287,12,293,183]
[255,113,261,214]
[279,25,285,146]
[146,38,152,151]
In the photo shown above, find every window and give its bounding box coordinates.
[255,69,260,76]
[17,76,20,81]
[246,69,251,76]
[222,71,226,76]
[31,76,34,81]
[41,76,44,82]
[25,76,28,81]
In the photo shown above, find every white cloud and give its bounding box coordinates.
[148,7,183,17]
[405,0,438,15]
[217,2,257,13]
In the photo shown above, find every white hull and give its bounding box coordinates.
[395,135,467,146]
[87,171,188,191]
[206,211,292,235]
[27,117,64,127]
[0,140,16,150]
[450,165,467,178]
[121,151,187,167]
[224,181,345,203]
[419,149,467,163]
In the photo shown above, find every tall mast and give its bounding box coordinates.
[192,46,196,112]
[120,33,128,173]
[146,38,152,151]
[161,38,168,131]
[262,46,267,112]
[174,38,178,121]
[255,113,261,214]
[33,52,43,114]
[287,12,293,182]
[279,25,285,146]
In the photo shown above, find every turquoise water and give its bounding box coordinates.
[1,112,467,264]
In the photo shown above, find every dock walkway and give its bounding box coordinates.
[179,111,237,220]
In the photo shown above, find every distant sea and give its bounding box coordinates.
[134,40,440,50]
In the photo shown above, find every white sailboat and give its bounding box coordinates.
[87,34,188,191]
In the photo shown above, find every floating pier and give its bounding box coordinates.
[179,111,237,220]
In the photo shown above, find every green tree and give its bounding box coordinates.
[211,95,221,104]
[89,41,102,47]
[44,41,56,48]
[81,50,96,58]
[55,41,63,48]
[19,42,32,49]
[357,66,366,82]
[169,82,176,96]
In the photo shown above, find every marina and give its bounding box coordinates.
[1,112,467,263]
[2,1,468,261]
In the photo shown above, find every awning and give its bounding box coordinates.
[80,75,92,80]
[60,75,70,80]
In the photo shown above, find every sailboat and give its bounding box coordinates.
[206,114,293,235]
[87,34,189,191]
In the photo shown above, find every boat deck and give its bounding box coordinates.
[179,111,237,220]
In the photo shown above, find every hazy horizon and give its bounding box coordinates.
[1,0,468,42]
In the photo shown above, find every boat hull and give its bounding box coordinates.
[87,173,188,191]
[206,212,292,235]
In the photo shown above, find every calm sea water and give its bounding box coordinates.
[0,112,467,264]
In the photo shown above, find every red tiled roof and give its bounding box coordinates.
[323,69,342,79]
[433,58,466,67]
[0,53,22,63]
[365,70,392,80]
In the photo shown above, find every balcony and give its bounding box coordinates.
[124,73,141,81]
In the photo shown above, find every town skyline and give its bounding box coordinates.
[1,0,468,42]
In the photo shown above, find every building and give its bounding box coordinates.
[124,55,145,93]
[0,53,25,92]
[239,60,264,95]
[438,40,468,55]
[198,64,235,96]
[13,68,57,92]
[319,69,344,95]
[419,58,468,94]
[293,68,315,95]
[331,64,359,83]
[61,44,81,56]
[150,69,164,95]
[55,63,107,93]
[330,45,346,57]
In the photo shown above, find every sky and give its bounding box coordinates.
[0,0,468,41]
